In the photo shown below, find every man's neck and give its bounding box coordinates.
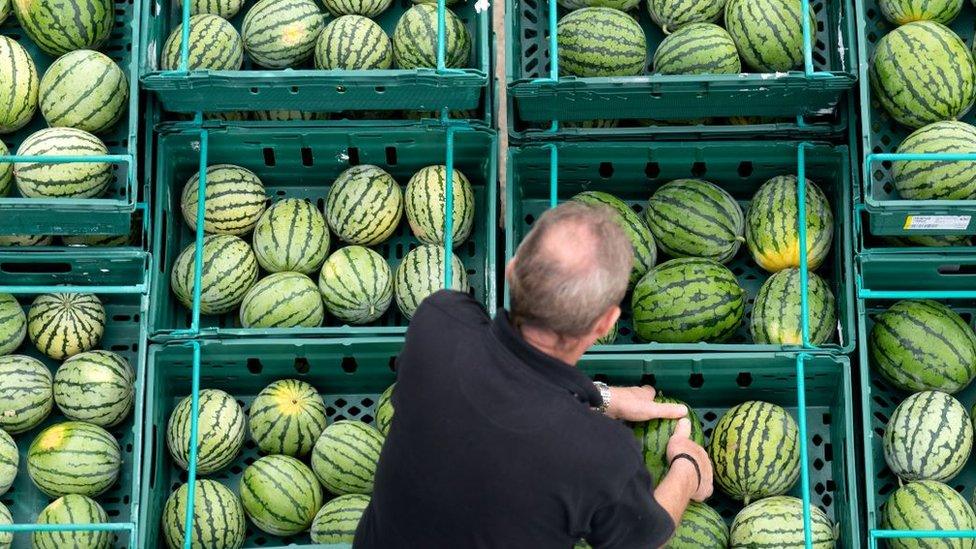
[517,324,587,366]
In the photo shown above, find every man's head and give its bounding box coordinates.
[507,201,633,349]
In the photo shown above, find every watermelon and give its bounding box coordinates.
[314,15,393,70]
[880,0,963,25]
[0,502,9,549]
[647,0,726,32]
[745,175,834,273]
[28,293,105,360]
[181,164,267,236]
[54,350,134,427]
[725,0,816,72]
[375,383,394,435]
[631,258,745,343]
[709,401,800,502]
[27,421,121,497]
[405,165,476,248]
[311,493,371,544]
[255,110,318,121]
[240,272,324,328]
[730,495,835,548]
[892,121,976,201]
[882,234,973,247]
[557,8,646,77]
[644,179,745,263]
[869,300,976,393]
[322,0,392,17]
[167,388,247,475]
[884,391,973,482]
[326,165,403,246]
[14,128,113,199]
[318,245,393,324]
[312,419,384,495]
[558,0,637,10]
[240,454,324,536]
[162,480,247,549]
[0,0,8,24]
[750,268,836,345]
[38,50,127,134]
[392,5,471,69]
[653,23,741,75]
[252,198,331,275]
[0,235,53,246]
[0,141,10,196]
[561,119,619,129]
[633,396,704,483]
[13,0,112,56]
[62,233,132,246]
[0,429,16,495]
[881,480,976,548]
[595,320,618,344]
[571,191,657,285]
[177,0,245,18]
[249,379,328,457]
[870,21,976,129]
[170,234,259,315]
[666,501,729,549]
[0,37,38,134]
[162,14,245,71]
[394,244,468,319]
[242,0,325,69]
[32,495,111,549]
[0,293,25,356]
[0,354,53,434]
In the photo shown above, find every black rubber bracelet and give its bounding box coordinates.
[670,453,701,489]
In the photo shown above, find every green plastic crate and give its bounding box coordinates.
[0,251,149,548]
[505,141,856,353]
[506,0,857,123]
[139,0,489,114]
[148,123,497,340]
[0,1,141,236]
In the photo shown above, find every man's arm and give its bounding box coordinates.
[654,419,714,525]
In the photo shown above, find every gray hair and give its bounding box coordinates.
[509,201,633,337]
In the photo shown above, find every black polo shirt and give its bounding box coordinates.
[355,290,674,549]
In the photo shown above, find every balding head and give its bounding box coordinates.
[508,201,633,338]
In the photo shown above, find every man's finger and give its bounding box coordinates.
[646,402,688,420]
[671,418,691,439]
[641,385,656,400]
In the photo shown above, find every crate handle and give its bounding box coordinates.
[937,264,976,276]
[0,262,72,274]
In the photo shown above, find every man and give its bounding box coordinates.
[356,202,713,548]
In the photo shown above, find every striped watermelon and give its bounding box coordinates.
[882,234,973,247]
[375,383,394,435]
[0,429,16,495]
[730,496,835,548]
[162,14,245,71]
[0,354,53,434]
[394,244,468,319]
[880,0,963,25]
[252,198,331,274]
[750,268,836,345]
[0,235,53,246]
[595,320,618,344]
[255,110,318,121]
[557,8,646,77]
[645,179,745,264]
[0,37,38,134]
[240,454,324,536]
[406,165,475,248]
[177,0,245,18]
[745,175,834,273]
[653,23,741,75]
[709,401,800,502]
[162,480,247,549]
[725,0,816,72]
[0,502,9,549]
[249,379,328,457]
[171,234,259,315]
[392,5,471,69]
[884,391,973,482]
[311,493,371,544]
[166,388,247,475]
[571,191,657,285]
[53,350,134,427]
[314,15,393,70]
[561,119,619,129]
[869,300,976,393]
[27,421,121,497]
[312,419,384,495]
[631,258,745,343]
[326,165,403,246]
[666,501,729,549]
[62,233,132,246]
[558,0,637,9]
[0,293,25,356]
[647,0,726,32]
[39,50,127,134]
[13,0,112,56]
[181,164,267,236]
[240,272,324,328]
[32,495,110,549]
[14,128,113,199]
[28,293,105,360]
[318,246,393,324]
[0,141,10,196]
[322,0,392,17]
[632,396,704,483]
[881,480,976,548]
[242,0,325,69]
[892,121,976,200]
[870,21,976,129]
[0,0,8,24]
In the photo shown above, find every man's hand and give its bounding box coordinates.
[605,385,687,422]
[665,419,713,502]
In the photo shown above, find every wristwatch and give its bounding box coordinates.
[593,381,611,414]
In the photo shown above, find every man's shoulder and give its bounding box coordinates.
[411,290,490,329]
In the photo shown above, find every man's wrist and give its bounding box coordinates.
[668,455,700,497]
[593,382,612,415]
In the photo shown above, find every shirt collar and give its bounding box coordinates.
[491,310,602,407]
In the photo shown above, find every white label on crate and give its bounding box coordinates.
[903,215,972,230]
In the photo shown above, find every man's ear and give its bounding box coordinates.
[593,306,620,339]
